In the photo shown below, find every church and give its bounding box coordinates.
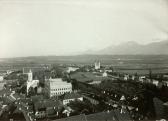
[27,70,39,94]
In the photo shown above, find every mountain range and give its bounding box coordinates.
[84,40,168,55]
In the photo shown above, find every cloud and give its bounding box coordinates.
[0,0,168,57]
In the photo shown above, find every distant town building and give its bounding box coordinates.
[45,78,72,98]
[124,74,129,81]
[94,61,100,70]
[102,71,108,77]
[6,70,14,75]
[152,80,159,86]
[163,81,168,87]
[27,70,39,94]
[139,76,146,83]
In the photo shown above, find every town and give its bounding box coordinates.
[0,60,168,121]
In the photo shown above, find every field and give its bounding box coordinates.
[0,55,168,74]
[70,72,109,82]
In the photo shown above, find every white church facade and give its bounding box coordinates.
[27,70,39,94]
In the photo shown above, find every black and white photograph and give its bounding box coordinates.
[0,0,168,121]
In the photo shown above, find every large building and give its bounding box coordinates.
[45,78,72,98]
[27,70,39,94]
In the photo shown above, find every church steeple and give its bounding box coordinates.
[28,69,33,81]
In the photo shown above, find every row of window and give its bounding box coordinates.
[51,88,71,91]
[51,91,70,96]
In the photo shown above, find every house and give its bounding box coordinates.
[152,80,159,86]
[102,71,108,77]
[124,75,129,81]
[163,81,168,87]
[54,109,131,121]
[67,67,79,73]
[34,99,63,119]
[62,106,74,117]
[62,92,83,105]
[82,95,99,105]
[139,76,146,83]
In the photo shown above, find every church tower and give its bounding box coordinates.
[95,60,100,70]
[28,69,33,82]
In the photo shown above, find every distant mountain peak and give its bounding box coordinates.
[83,40,168,55]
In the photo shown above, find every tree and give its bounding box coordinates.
[28,87,36,97]
[18,74,27,85]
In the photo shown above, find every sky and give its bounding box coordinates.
[0,0,168,58]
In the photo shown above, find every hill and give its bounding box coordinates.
[84,40,168,55]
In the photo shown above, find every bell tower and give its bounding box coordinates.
[28,69,33,82]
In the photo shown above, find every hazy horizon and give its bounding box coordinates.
[0,0,168,58]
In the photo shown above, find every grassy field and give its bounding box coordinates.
[0,55,168,74]
[70,72,109,82]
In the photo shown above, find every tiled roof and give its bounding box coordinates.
[31,95,43,103]
[53,109,131,121]
[86,111,116,121]
[63,92,82,100]
[54,114,86,121]
[34,99,62,111]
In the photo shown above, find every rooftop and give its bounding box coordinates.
[34,99,62,111]
[63,92,82,100]
[53,109,131,121]
[48,78,72,86]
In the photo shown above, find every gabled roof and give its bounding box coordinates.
[63,92,82,100]
[54,114,86,121]
[34,99,62,111]
[53,109,131,121]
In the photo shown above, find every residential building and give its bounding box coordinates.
[82,95,99,105]
[124,74,129,81]
[45,78,72,98]
[54,109,131,121]
[34,99,63,119]
[62,92,83,105]
[152,80,159,86]
[67,67,79,73]
[102,71,108,77]
[139,76,146,83]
